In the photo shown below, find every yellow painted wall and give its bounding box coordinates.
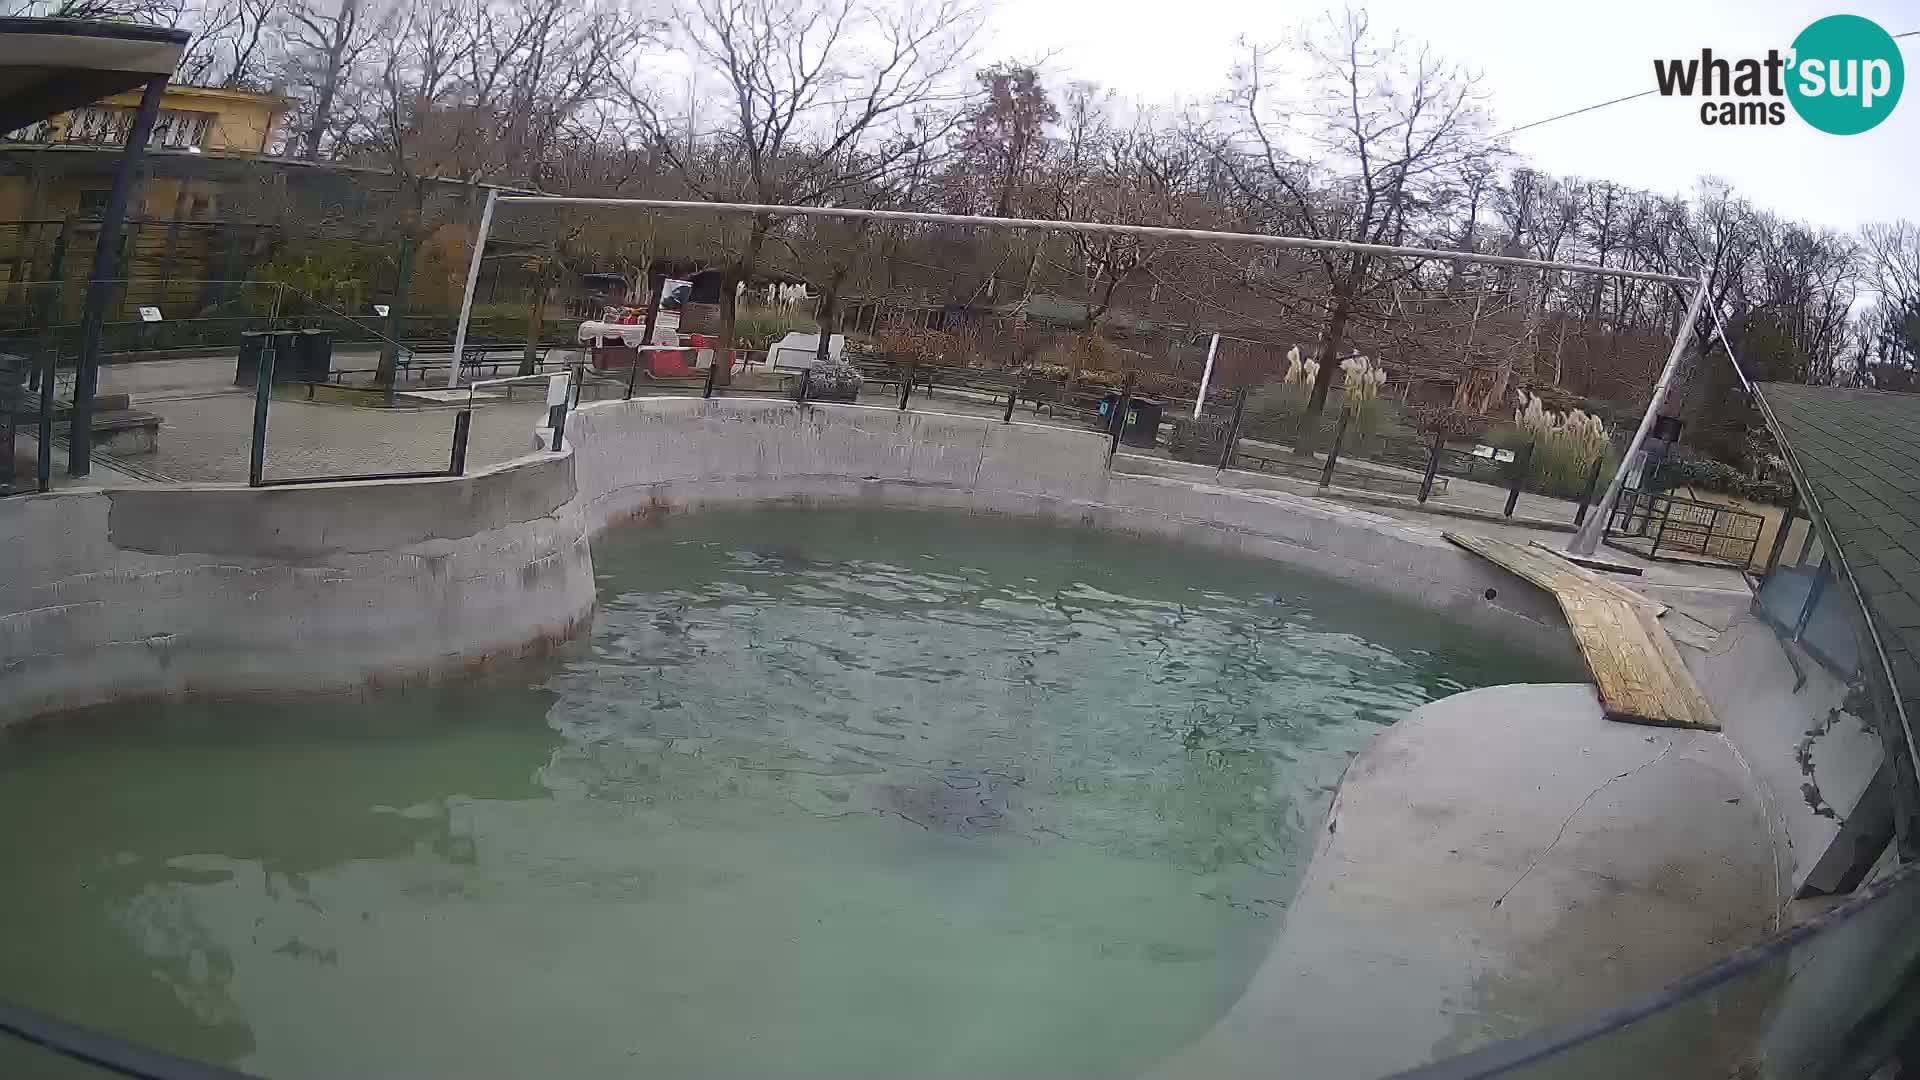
[46,86,289,154]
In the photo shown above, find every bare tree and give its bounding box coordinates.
[1,0,182,22]
[283,0,377,160]
[1860,221,1920,386]
[624,0,983,378]
[176,0,282,88]
[1206,7,1497,419]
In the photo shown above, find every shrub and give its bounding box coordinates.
[872,322,981,366]
[1488,393,1618,498]
[807,356,864,398]
[730,305,813,347]
[1659,455,1795,505]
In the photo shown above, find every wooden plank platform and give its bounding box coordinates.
[1447,532,1719,730]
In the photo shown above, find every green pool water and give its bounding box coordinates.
[0,510,1572,1078]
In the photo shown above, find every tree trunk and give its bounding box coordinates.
[300,0,358,161]
[375,238,413,390]
[814,286,837,365]
[1306,292,1354,417]
[519,262,550,377]
[715,281,739,387]
[716,221,769,387]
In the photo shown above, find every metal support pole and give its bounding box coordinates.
[703,354,721,398]
[35,343,55,493]
[248,348,274,487]
[1570,275,1711,554]
[1418,429,1443,504]
[1573,455,1606,527]
[1002,385,1017,423]
[1107,372,1136,461]
[1193,331,1219,419]
[447,187,498,389]
[1794,556,1830,641]
[1764,498,1798,577]
[1217,387,1247,471]
[795,368,811,404]
[1318,409,1351,490]
[70,75,167,477]
[546,372,569,450]
[1505,442,1534,518]
[898,367,913,410]
[448,409,471,475]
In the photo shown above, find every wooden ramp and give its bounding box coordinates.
[1446,532,1719,731]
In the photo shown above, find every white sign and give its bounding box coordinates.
[546,373,571,407]
[138,306,162,323]
[372,304,390,317]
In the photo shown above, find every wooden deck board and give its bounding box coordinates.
[1447,532,1719,730]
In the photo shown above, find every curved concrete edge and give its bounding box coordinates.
[0,396,1577,724]
[0,452,597,723]
[1155,683,1779,1080]
[564,397,1582,666]
[1686,613,1887,900]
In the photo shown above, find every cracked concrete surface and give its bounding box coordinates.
[1152,683,1778,1080]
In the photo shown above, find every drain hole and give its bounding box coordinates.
[1484,587,1498,601]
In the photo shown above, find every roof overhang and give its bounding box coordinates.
[0,18,189,134]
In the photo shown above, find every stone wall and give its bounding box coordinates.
[0,452,595,723]
[564,397,1578,661]
[1,395,1577,724]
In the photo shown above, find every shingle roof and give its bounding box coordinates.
[1756,383,1920,770]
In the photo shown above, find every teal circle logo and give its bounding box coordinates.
[1787,15,1903,134]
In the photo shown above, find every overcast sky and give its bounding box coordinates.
[986,0,1916,233]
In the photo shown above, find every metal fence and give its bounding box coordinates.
[1604,488,1767,570]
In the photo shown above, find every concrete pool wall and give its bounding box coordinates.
[0,395,1579,723]
[0,450,596,723]
[563,396,1579,659]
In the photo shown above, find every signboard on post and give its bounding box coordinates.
[137,306,162,322]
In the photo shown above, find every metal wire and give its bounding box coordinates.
[491,197,1697,287]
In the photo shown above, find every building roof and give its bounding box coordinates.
[0,18,188,133]
[1756,382,1920,779]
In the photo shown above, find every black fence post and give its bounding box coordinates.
[1650,494,1675,557]
[1573,455,1606,526]
[449,409,471,475]
[1002,385,1017,423]
[1504,441,1534,518]
[1107,372,1137,461]
[248,348,274,487]
[1217,386,1247,471]
[898,366,913,410]
[1418,429,1443,504]
[795,368,812,404]
[702,354,720,398]
[549,399,568,451]
[1318,408,1351,490]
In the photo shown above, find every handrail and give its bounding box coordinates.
[0,996,260,1080]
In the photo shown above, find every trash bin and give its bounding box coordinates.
[235,330,304,386]
[1124,396,1164,448]
[1100,391,1164,448]
[292,328,335,383]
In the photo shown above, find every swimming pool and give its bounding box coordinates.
[0,509,1573,1078]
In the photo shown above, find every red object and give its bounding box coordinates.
[647,348,701,378]
[590,344,640,371]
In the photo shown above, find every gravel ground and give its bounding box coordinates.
[134,393,551,484]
